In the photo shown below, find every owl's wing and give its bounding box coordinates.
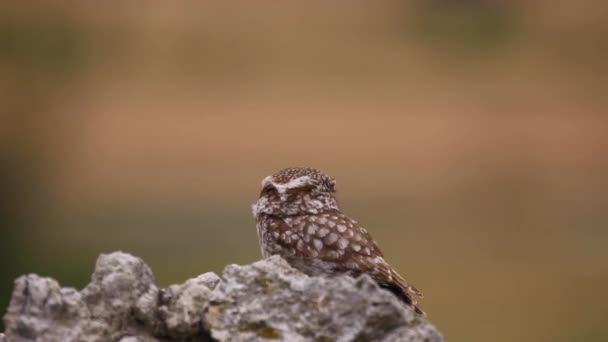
[359,255,426,316]
[329,212,425,316]
[265,211,426,316]
[305,210,426,316]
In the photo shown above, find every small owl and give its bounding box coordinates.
[252,167,424,315]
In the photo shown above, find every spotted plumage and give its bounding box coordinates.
[252,167,425,315]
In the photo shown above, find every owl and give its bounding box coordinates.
[252,167,424,315]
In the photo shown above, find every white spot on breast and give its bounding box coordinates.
[297,240,305,251]
[326,251,339,259]
[353,233,362,241]
[327,221,336,228]
[337,238,349,249]
[317,228,330,237]
[298,221,307,232]
[346,261,360,269]
[352,244,361,252]
[318,217,328,224]
[309,199,324,209]
[324,233,338,245]
[273,232,280,238]
[336,224,347,233]
[364,247,371,255]
[313,239,323,251]
[307,224,318,235]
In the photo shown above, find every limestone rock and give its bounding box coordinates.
[2,252,442,342]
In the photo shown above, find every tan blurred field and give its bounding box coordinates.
[1,2,607,341]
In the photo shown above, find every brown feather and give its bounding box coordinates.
[254,167,427,316]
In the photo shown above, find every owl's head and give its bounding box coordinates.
[252,167,338,217]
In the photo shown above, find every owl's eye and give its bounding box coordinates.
[261,185,277,196]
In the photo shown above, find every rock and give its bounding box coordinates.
[80,252,159,341]
[2,275,89,341]
[206,256,441,342]
[155,272,220,338]
[2,252,443,342]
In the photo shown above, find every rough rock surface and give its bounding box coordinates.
[2,252,443,342]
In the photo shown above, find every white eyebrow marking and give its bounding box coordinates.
[261,176,273,188]
[270,176,312,193]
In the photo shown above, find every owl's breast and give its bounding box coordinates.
[256,213,350,277]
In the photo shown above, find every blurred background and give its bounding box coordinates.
[1,1,607,341]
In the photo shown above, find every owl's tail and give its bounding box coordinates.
[372,260,426,316]
[380,281,426,316]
